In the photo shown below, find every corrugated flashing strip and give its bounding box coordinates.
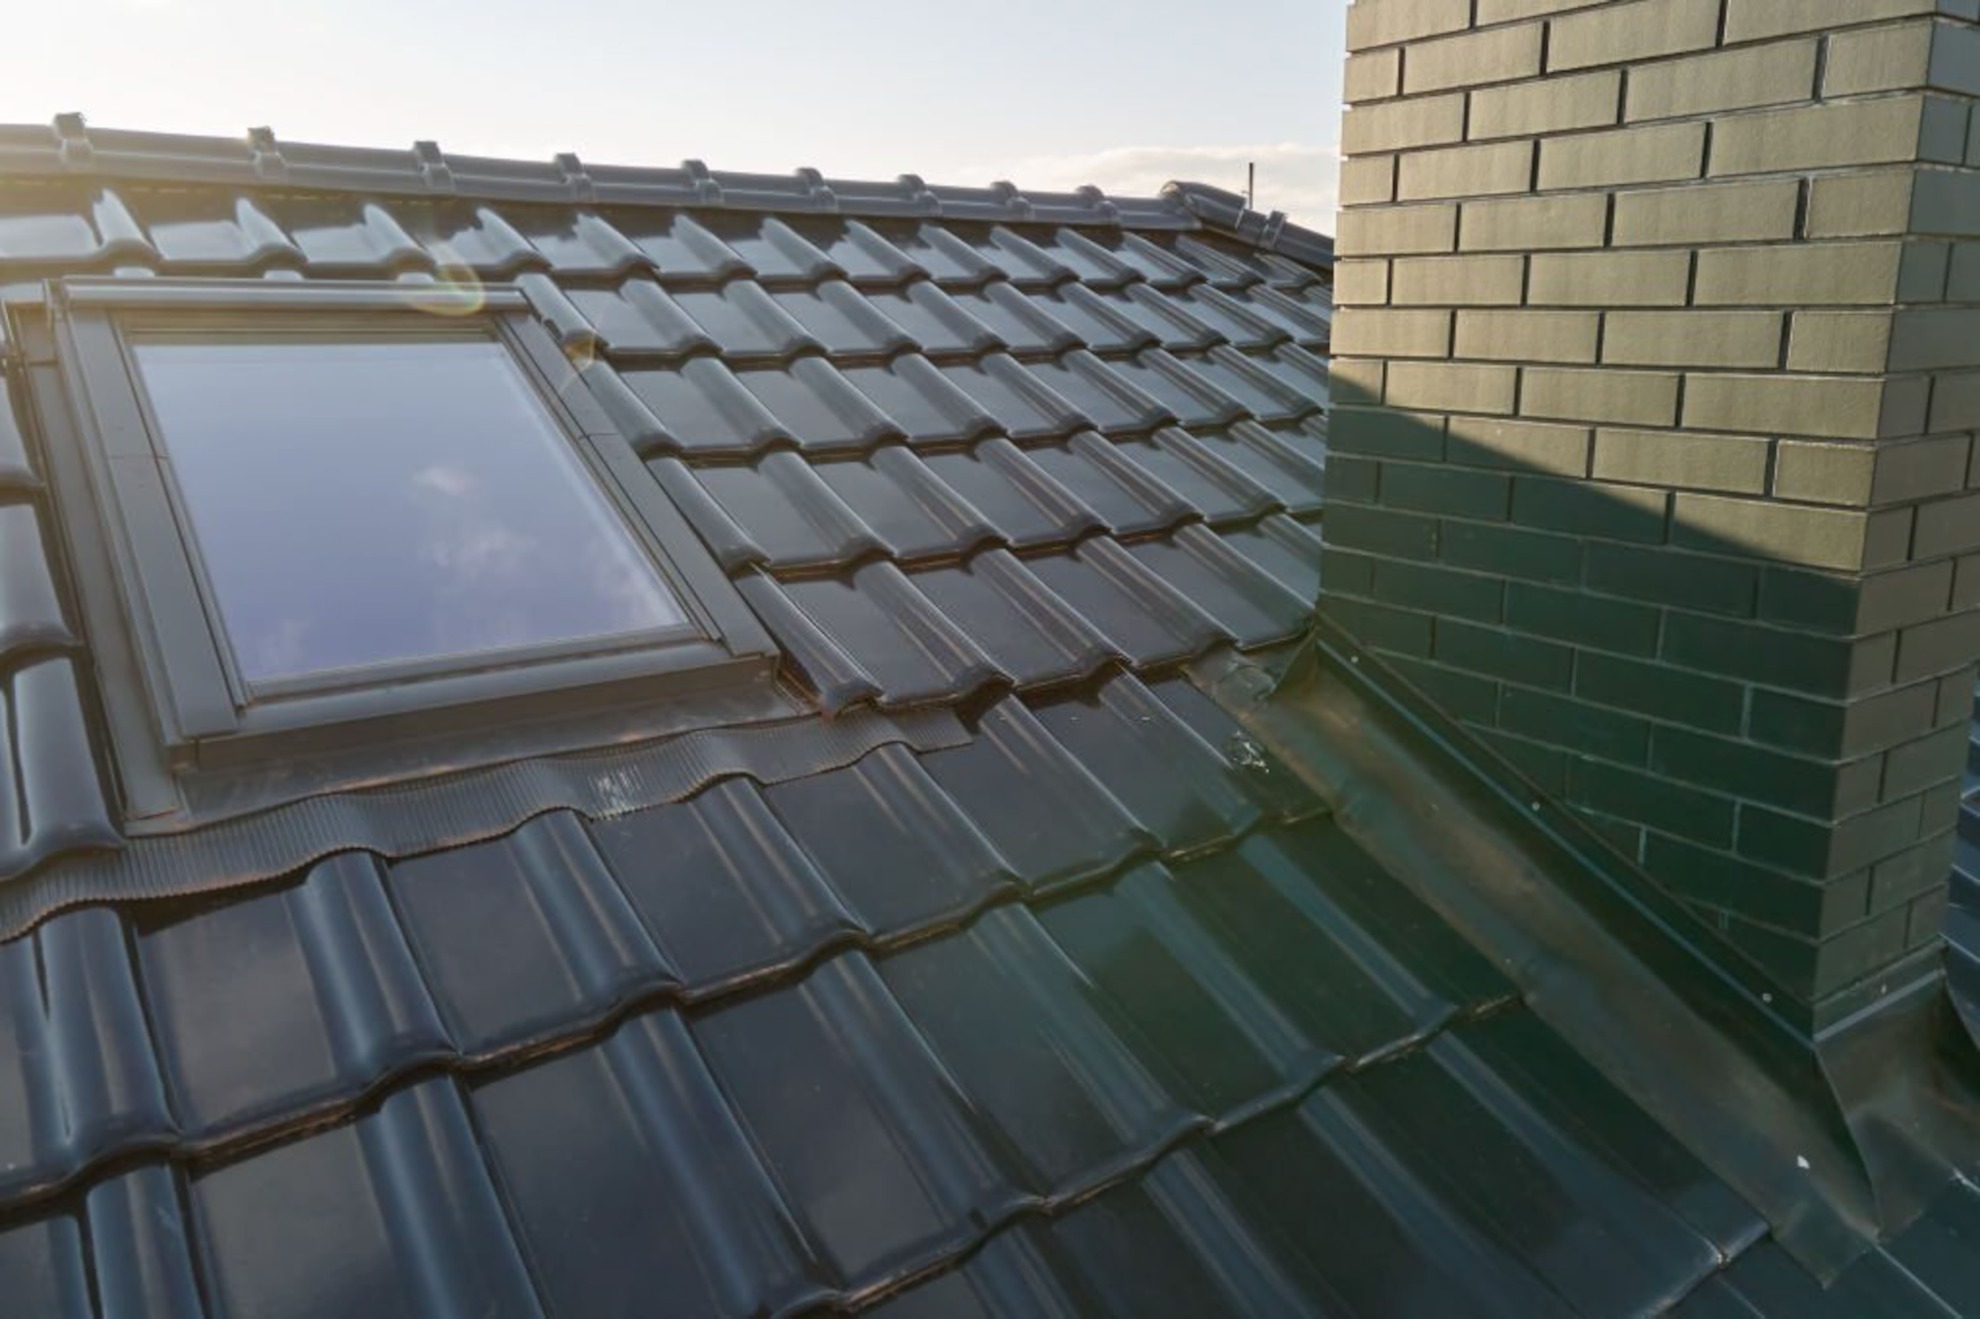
[0,704,968,944]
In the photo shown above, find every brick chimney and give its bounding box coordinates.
[1328,0,1980,1032]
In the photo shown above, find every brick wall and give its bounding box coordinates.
[1330,0,1980,1029]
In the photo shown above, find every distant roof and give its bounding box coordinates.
[0,119,1971,1317]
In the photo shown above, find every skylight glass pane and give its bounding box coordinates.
[132,336,685,687]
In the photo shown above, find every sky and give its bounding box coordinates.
[0,0,1348,227]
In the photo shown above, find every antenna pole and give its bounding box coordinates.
[1246,162,1256,210]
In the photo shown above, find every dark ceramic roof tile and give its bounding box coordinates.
[978,226,1083,286]
[880,904,1200,1194]
[504,208,651,277]
[1092,232,1209,289]
[688,953,1033,1288]
[1685,1237,1961,1318]
[669,282,824,361]
[814,447,998,563]
[274,199,431,273]
[1040,861,1337,1116]
[406,203,546,273]
[745,562,1003,710]
[189,1078,540,1319]
[1018,285,1162,356]
[1037,227,1150,289]
[1209,420,1328,516]
[1145,674,1327,823]
[0,501,72,657]
[941,283,1076,357]
[938,355,1091,441]
[736,357,906,452]
[1232,283,1333,347]
[1023,352,1177,434]
[1112,428,1281,525]
[770,281,920,358]
[1171,233,1273,290]
[1123,523,1312,649]
[0,1214,90,1318]
[587,780,865,993]
[553,275,717,357]
[0,907,170,1205]
[1043,1149,1327,1318]
[608,210,752,283]
[387,812,677,1057]
[687,449,885,572]
[1021,538,1232,668]
[907,551,1121,691]
[809,219,934,286]
[864,221,1001,286]
[919,694,1151,892]
[1108,350,1252,429]
[1025,434,1193,538]
[1219,514,1326,606]
[0,375,35,491]
[1029,674,1268,856]
[1187,345,1325,423]
[85,1165,204,1319]
[2,658,120,880]
[0,186,151,267]
[765,744,1015,933]
[864,1221,1099,1318]
[1097,285,1228,352]
[130,192,302,269]
[472,1007,833,1317]
[134,853,449,1140]
[1208,1085,1582,1319]
[1174,284,1295,352]
[621,356,792,457]
[840,356,1000,447]
[1250,343,1333,412]
[703,213,845,285]
[734,573,885,710]
[919,438,1106,549]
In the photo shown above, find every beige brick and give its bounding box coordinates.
[1594,430,1773,494]
[1468,70,1621,142]
[1331,358,1387,406]
[1346,0,1472,50]
[1391,255,1528,306]
[1683,374,1909,440]
[1528,251,1691,307]
[1673,494,1884,572]
[1547,0,1723,73]
[1538,123,1705,191]
[1337,203,1459,257]
[1332,308,1453,358]
[1522,368,1681,427]
[1613,179,1801,247]
[1626,39,1819,122]
[1725,0,1945,44]
[1807,170,1919,239]
[1478,0,1606,17]
[1397,141,1536,202]
[1340,155,1398,207]
[1342,94,1468,156]
[1826,22,1936,97]
[1386,361,1520,415]
[1604,312,1787,370]
[1454,310,1601,364]
[1709,97,1929,177]
[1789,312,1896,374]
[1334,260,1392,307]
[1461,193,1608,252]
[1404,23,1545,95]
[1694,243,1905,307]
[1446,415,1592,475]
[1345,48,1403,103]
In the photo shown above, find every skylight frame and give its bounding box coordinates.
[26,277,777,818]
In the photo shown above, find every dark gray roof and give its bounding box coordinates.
[0,120,1972,1318]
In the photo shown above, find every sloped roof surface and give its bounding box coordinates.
[0,123,1972,1316]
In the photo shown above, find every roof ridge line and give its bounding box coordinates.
[0,114,1234,239]
[1160,180,1335,269]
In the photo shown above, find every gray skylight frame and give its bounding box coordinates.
[26,277,777,818]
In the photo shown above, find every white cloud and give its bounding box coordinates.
[956,142,1339,230]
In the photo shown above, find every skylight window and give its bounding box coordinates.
[27,279,774,814]
[131,336,685,688]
